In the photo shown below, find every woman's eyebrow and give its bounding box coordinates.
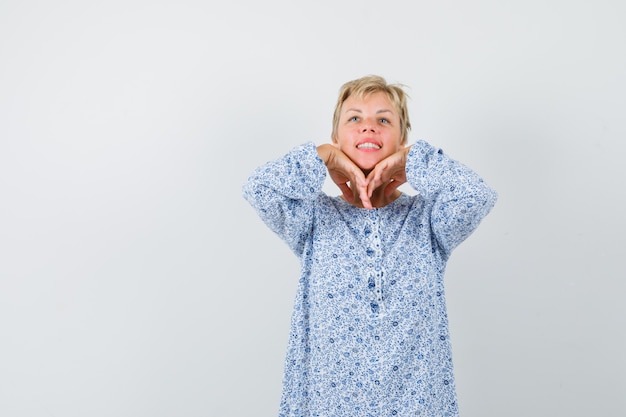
[344,108,394,114]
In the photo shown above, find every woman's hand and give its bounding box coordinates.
[318,144,412,209]
[366,146,411,200]
[317,144,372,208]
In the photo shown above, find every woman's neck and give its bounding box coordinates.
[345,181,402,209]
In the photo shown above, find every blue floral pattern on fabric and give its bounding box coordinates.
[243,141,497,417]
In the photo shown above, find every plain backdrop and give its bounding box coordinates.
[1,1,624,416]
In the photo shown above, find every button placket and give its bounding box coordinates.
[365,210,385,317]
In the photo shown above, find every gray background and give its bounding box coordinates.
[1,1,624,416]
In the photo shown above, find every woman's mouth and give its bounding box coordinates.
[356,142,381,150]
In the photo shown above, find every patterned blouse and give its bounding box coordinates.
[243,141,497,417]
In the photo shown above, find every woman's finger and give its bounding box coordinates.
[337,182,354,202]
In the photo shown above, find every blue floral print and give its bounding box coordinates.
[243,141,497,417]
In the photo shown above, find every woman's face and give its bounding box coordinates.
[335,91,403,174]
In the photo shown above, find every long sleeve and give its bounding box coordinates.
[242,142,327,256]
[405,140,497,258]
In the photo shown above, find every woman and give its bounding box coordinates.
[243,75,497,416]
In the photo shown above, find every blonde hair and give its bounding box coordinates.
[331,75,411,145]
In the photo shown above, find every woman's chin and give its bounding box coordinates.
[356,162,378,174]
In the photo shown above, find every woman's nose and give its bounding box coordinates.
[361,120,375,132]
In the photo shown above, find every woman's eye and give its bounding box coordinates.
[379,118,389,124]
[349,116,359,122]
